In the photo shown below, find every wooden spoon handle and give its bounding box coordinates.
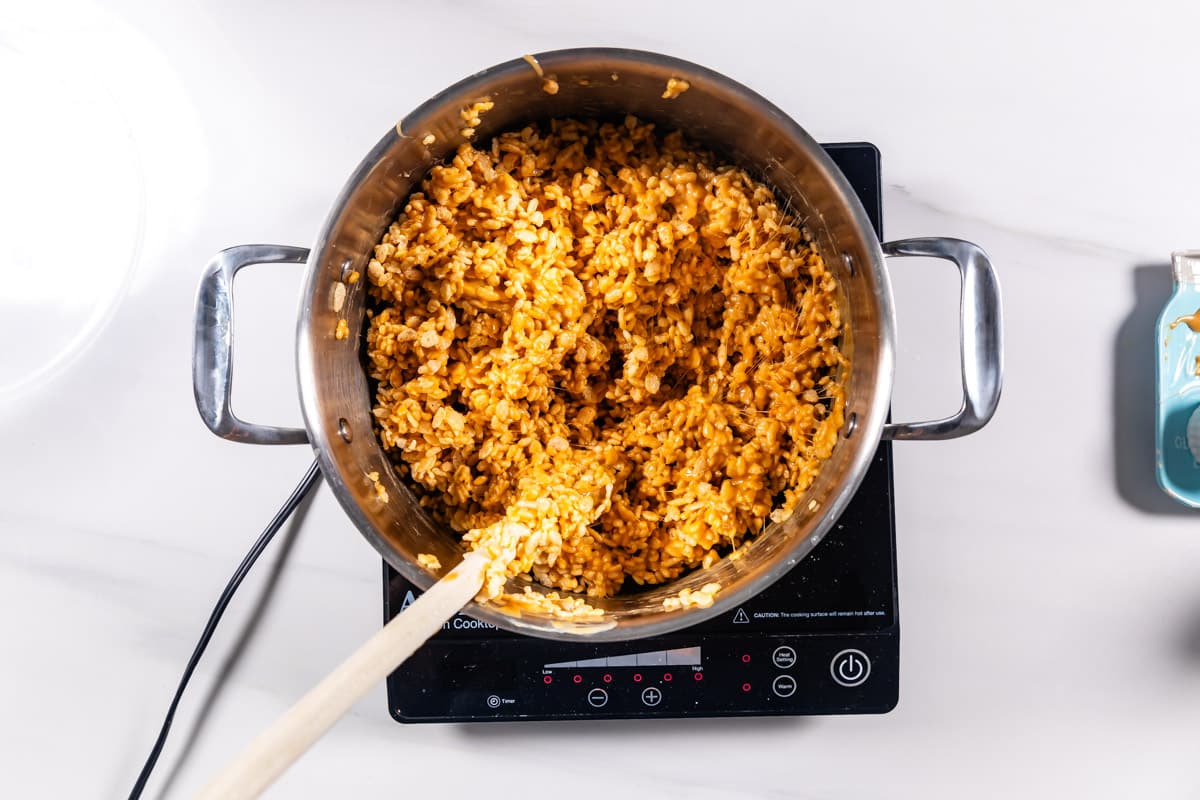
[194,551,489,800]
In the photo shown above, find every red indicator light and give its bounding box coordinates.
[572,674,582,684]
[741,682,752,692]
[663,673,673,682]
[543,675,553,685]
[602,673,613,683]
[694,672,704,681]
[633,673,643,683]
[741,654,751,664]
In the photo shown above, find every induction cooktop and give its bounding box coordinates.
[383,142,898,722]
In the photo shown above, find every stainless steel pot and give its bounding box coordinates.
[193,48,1003,641]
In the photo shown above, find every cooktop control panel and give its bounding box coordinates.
[387,630,897,721]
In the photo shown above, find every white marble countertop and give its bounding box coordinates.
[4,0,1200,797]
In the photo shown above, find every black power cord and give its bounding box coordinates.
[128,460,322,800]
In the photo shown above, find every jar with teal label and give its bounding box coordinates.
[1156,250,1200,506]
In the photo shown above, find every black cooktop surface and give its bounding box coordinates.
[383,143,898,721]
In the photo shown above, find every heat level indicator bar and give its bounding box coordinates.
[544,647,701,669]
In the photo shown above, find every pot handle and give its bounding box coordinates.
[193,244,311,445]
[879,237,1003,441]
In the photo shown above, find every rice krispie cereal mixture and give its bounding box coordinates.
[364,116,846,611]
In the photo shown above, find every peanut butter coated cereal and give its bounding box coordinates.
[662,78,690,99]
[364,117,846,606]
[416,553,442,571]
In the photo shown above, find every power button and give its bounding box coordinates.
[830,649,871,687]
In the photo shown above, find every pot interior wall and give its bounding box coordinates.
[298,49,892,640]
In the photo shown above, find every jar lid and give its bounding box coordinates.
[1172,250,1200,284]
